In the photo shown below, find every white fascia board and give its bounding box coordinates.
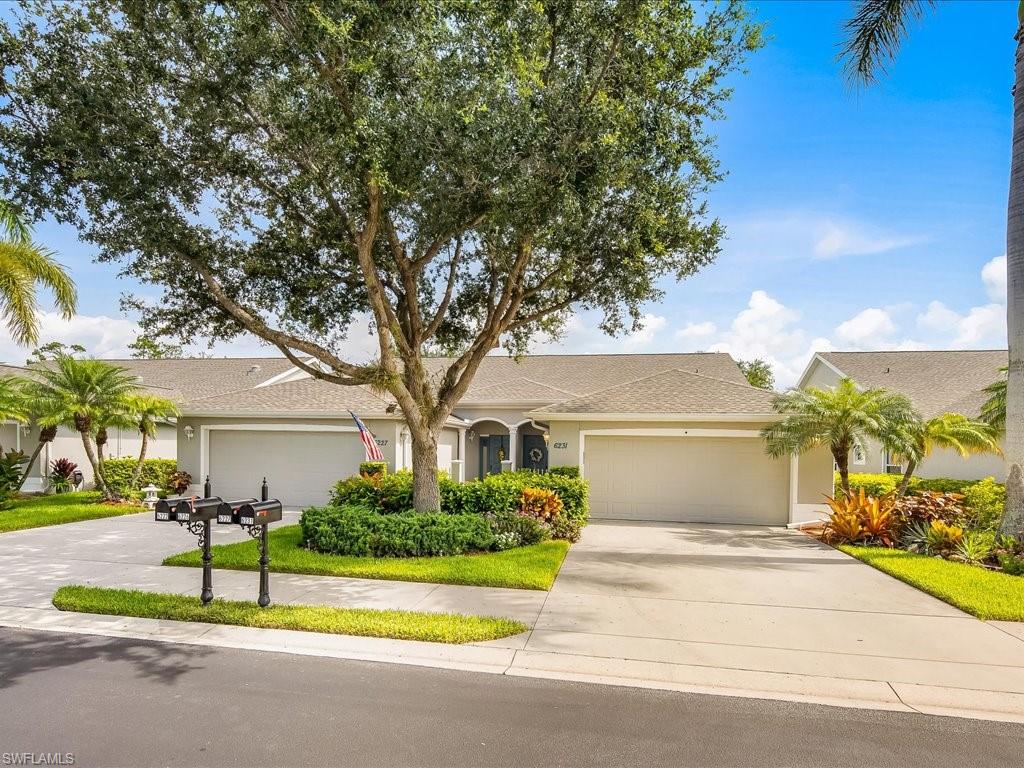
[253,357,320,388]
[795,354,847,390]
[523,411,782,422]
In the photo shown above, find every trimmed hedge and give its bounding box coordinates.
[359,461,388,477]
[300,505,494,557]
[102,458,178,496]
[329,469,590,542]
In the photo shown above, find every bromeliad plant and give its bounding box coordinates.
[823,488,900,547]
[48,457,78,493]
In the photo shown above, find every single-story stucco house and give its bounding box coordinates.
[797,349,1007,481]
[157,352,831,526]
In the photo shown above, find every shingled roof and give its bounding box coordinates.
[817,350,1007,419]
[531,368,777,417]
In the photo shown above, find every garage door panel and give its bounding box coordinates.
[585,436,788,525]
[209,430,363,508]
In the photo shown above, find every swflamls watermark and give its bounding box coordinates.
[2,754,75,766]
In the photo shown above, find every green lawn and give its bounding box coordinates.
[839,545,1024,621]
[163,524,569,590]
[0,491,143,534]
[53,585,526,644]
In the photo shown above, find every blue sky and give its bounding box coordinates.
[3,1,1016,385]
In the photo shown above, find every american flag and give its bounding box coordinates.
[349,410,384,461]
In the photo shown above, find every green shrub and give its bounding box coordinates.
[300,505,494,558]
[359,461,388,477]
[486,509,549,549]
[0,450,27,509]
[913,478,976,495]
[102,458,178,495]
[840,473,901,497]
[330,469,589,541]
[547,466,580,478]
[962,477,1006,531]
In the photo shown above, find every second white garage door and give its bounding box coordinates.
[208,429,364,508]
[585,436,789,525]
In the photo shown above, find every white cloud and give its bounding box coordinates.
[622,313,667,350]
[674,320,716,340]
[813,222,921,260]
[0,310,383,365]
[981,255,1007,303]
[530,310,670,354]
[705,290,821,386]
[834,308,896,346]
[726,210,923,262]
[0,311,141,364]
[913,257,1007,349]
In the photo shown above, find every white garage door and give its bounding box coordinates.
[208,430,363,508]
[585,436,789,525]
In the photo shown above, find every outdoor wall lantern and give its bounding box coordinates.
[183,425,195,440]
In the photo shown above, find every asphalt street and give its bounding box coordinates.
[0,627,1021,768]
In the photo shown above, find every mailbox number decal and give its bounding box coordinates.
[552,441,568,449]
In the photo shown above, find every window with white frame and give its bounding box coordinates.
[852,442,866,466]
[884,449,903,474]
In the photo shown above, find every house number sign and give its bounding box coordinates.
[552,441,568,449]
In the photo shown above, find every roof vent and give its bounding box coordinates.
[247,365,261,375]
[885,367,890,373]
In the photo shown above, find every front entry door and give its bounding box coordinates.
[521,434,548,472]
[480,434,510,477]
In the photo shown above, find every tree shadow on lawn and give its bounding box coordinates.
[0,627,213,690]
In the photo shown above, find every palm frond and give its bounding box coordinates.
[0,199,31,243]
[981,366,1007,433]
[838,0,936,86]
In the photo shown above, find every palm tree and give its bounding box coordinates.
[14,423,56,492]
[892,413,1002,496]
[981,366,1007,433]
[125,394,180,488]
[0,375,29,428]
[761,378,919,497]
[0,200,76,346]
[27,357,140,498]
[840,0,1024,536]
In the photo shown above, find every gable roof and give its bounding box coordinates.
[183,376,396,417]
[815,350,1006,419]
[531,368,777,418]
[425,352,746,402]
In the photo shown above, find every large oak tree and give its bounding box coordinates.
[0,0,760,510]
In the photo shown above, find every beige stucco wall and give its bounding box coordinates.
[10,422,176,490]
[800,357,1005,482]
[798,445,835,504]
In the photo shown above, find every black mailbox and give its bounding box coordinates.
[217,498,258,525]
[176,496,223,524]
[238,499,283,527]
[155,495,191,522]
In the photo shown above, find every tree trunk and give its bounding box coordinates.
[833,446,850,498]
[897,459,917,498]
[410,429,441,512]
[78,429,107,496]
[1001,18,1024,539]
[15,426,56,491]
[130,430,149,489]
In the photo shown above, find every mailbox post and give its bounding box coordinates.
[175,497,223,605]
[237,499,283,607]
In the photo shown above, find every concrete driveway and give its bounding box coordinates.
[507,521,1024,720]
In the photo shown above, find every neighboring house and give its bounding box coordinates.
[0,358,294,491]
[168,352,832,526]
[798,350,1007,482]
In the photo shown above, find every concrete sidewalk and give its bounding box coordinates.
[4,513,1024,723]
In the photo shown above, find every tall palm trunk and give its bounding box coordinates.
[78,429,106,495]
[1001,17,1024,538]
[897,459,918,498]
[130,427,148,489]
[833,444,851,498]
[15,424,56,491]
